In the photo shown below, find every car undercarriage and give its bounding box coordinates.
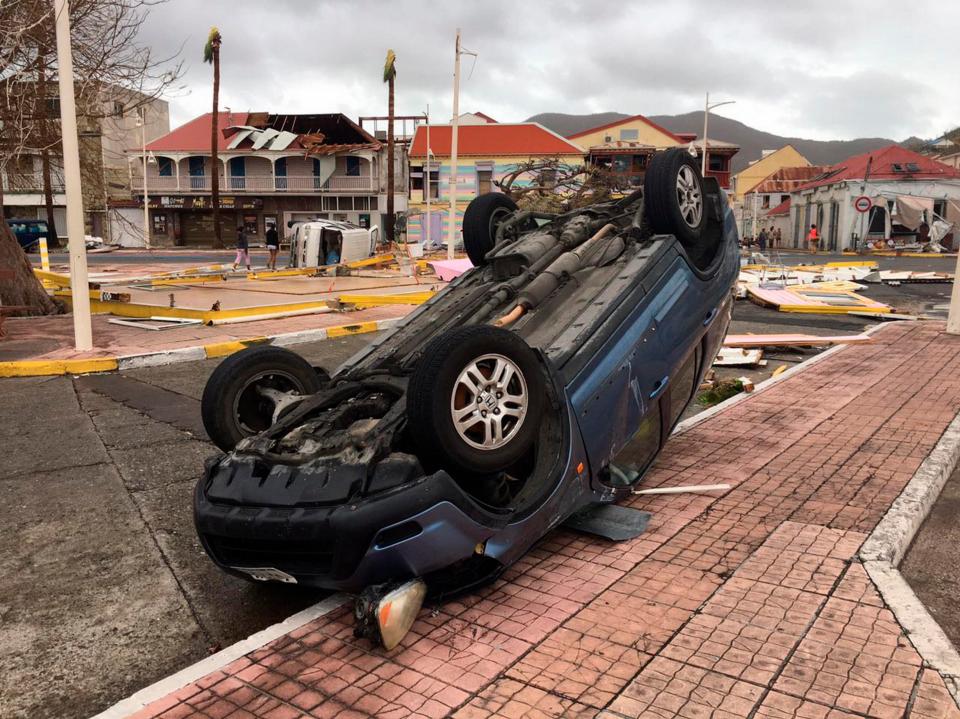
[195,149,740,647]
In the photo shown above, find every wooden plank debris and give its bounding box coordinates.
[723,333,872,348]
[713,347,764,366]
[632,483,731,496]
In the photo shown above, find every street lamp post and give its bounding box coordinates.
[701,92,735,177]
[137,108,155,250]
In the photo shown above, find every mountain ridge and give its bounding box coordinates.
[526,111,900,173]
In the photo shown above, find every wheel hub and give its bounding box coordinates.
[676,165,703,228]
[451,353,528,451]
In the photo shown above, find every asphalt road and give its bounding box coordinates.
[901,465,960,651]
[0,333,377,719]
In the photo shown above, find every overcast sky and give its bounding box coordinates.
[139,0,957,142]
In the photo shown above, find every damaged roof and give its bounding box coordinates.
[749,166,831,195]
[766,197,791,216]
[144,112,380,155]
[794,145,960,191]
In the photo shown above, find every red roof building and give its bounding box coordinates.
[565,114,684,144]
[794,145,960,192]
[408,123,584,158]
[782,145,960,251]
[129,112,393,247]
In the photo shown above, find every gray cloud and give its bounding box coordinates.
[137,0,958,141]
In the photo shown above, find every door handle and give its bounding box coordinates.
[703,307,718,326]
[649,375,669,399]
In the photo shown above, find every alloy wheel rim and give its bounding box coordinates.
[676,165,703,228]
[450,353,528,451]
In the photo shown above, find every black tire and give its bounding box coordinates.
[645,148,707,245]
[407,325,545,474]
[201,345,323,452]
[462,193,519,267]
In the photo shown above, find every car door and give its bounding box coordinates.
[570,263,692,484]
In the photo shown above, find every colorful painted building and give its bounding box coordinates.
[406,122,584,246]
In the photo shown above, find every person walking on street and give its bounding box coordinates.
[758,227,768,252]
[265,224,279,270]
[807,224,820,254]
[774,227,782,248]
[232,225,251,271]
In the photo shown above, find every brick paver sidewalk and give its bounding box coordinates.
[129,322,960,719]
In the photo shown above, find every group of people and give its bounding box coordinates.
[748,225,823,254]
[753,226,782,252]
[232,223,281,272]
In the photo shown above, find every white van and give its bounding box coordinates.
[287,220,380,267]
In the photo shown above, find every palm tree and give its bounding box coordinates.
[204,27,223,248]
[383,50,396,246]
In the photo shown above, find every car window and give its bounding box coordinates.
[668,346,700,426]
[610,403,662,475]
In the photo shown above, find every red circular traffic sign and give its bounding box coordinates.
[854,196,872,213]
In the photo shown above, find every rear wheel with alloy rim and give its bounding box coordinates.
[644,148,707,246]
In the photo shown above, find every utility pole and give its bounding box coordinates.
[139,107,151,250]
[701,92,709,176]
[447,28,462,260]
[424,107,431,249]
[701,92,736,177]
[752,191,759,243]
[54,0,92,351]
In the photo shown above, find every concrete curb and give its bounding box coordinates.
[90,593,349,719]
[860,410,960,706]
[0,317,405,378]
[860,412,960,565]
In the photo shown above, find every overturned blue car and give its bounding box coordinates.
[194,149,739,648]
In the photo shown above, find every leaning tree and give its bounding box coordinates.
[0,0,181,315]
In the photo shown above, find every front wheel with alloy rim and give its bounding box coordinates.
[201,345,324,452]
[644,148,707,246]
[407,325,545,474]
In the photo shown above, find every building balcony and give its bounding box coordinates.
[705,170,731,189]
[2,172,65,193]
[130,173,376,195]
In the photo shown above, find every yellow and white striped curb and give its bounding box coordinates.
[0,317,405,377]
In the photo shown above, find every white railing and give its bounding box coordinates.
[130,173,376,194]
[3,172,65,192]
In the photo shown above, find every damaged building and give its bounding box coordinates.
[127,112,407,246]
[785,145,960,251]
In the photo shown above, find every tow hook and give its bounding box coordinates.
[353,578,427,650]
